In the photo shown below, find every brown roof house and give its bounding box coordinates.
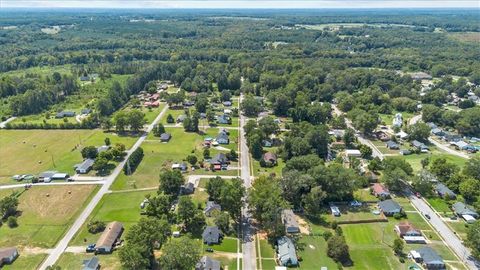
[0,247,19,267]
[395,222,425,243]
[372,183,390,199]
[95,221,124,254]
[262,152,277,167]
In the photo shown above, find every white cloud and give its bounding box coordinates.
[1,0,479,9]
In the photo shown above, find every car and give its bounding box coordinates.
[66,177,75,182]
[86,244,96,253]
[424,213,431,220]
[350,200,362,207]
[205,248,214,252]
[450,216,458,220]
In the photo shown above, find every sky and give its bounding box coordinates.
[1,0,479,9]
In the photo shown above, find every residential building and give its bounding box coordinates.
[395,222,425,243]
[399,149,412,155]
[38,171,57,182]
[204,201,222,217]
[262,152,277,166]
[411,247,445,269]
[396,131,409,140]
[434,183,456,199]
[195,256,221,270]
[82,256,100,270]
[372,183,390,199]
[410,72,432,81]
[55,111,76,118]
[411,140,429,151]
[392,113,403,128]
[0,247,18,267]
[81,108,92,115]
[74,158,95,174]
[216,131,229,144]
[222,101,232,107]
[276,236,298,267]
[386,140,399,150]
[431,128,445,137]
[378,199,402,216]
[95,221,124,254]
[217,114,232,125]
[202,226,222,245]
[210,153,229,171]
[452,202,479,219]
[345,149,361,158]
[282,209,300,234]
[177,115,187,123]
[180,182,195,195]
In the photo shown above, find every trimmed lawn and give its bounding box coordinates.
[210,237,238,253]
[252,155,285,178]
[426,197,454,214]
[394,195,416,211]
[0,185,98,248]
[296,236,337,270]
[447,221,469,240]
[346,247,404,270]
[259,239,275,258]
[115,103,165,124]
[0,129,138,182]
[2,254,46,270]
[70,189,154,246]
[324,204,383,223]
[354,189,378,202]
[57,252,121,270]
[400,149,468,172]
[261,259,277,269]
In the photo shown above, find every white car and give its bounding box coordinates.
[350,200,362,207]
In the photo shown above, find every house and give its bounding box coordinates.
[434,183,456,199]
[97,145,110,153]
[51,173,70,180]
[183,100,195,107]
[180,182,195,195]
[282,209,300,234]
[372,183,390,199]
[410,72,432,81]
[345,149,362,158]
[195,256,221,270]
[376,131,390,141]
[74,158,95,174]
[222,101,232,107]
[276,236,298,267]
[400,149,412,155]
[55,111,76,118]
[330,205,341,216]
[38,171,57,182]
[411,140,429,151]
[386,140,399,150]
[144,101,160,107]
[160,133,171,142]
[452,202,479,219]
[378,199,402,216]
[210,153,229,171]
[81,108,92,115]
[216,132,229,145]
[443,132,461,143]
[396,131,409,140]
[177,115,187,123]
[411,247,445,269]
[395,222,425,243]
[202,226,222,245]
[263,152,277,166]
[224,108,232,115]
[82,256,100,270]
[431,128,445,137]
[172,162,188,173]
[95,221,124,254]
[392,113,403,128]
[204,201,222,217]
[0,247,19,267]
[80,75,91,81]
[217,114,232,125]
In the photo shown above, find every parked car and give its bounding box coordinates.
[86,244,96,253]
[424,213,431,220]
[205,248,214,252]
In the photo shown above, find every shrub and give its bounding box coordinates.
[323,231,333,241]
[87,220,106,234]
[7,216,18,228]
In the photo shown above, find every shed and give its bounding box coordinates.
[95,221,124,254]
[282,209,300,234]
[277,236,298,266]
[160,133,172,142]
[82,256,100,270]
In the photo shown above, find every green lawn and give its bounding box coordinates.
[426,197,454,214]
[261,259,277,269]
[0,129,138,183]
[210,237,238,253]
[70,189,154,246]
[56,252,122,270]
[259,239,275,258]
[353,189,378,202]
[0,185,98,248]
[252,154,285,178]
[2,254,47,270]
[399,149,468,172]
[324,204,383,223]
[113,103,165,125]
[296,236,338,270]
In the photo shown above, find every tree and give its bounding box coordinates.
[227,149,238,161]
[220,178,245,220]
[368,157,383,172]
[87,220,106,234]
[166,114,175,123]
[0,194,19,219]
[158,237,201,270]
[214,212,230,233]
[406,122,430,142]
[220,90,231,102]
[343,128,356,148]
[128,110,147,132]
[359,144,373,159]
[177,196,203,232]
[302,186,327,215]
[185,155,197,167]
[464,157,480,180]
[145,193,172,219]
[7,216,17,228]
[93,157,109,173]
[104,137,111,146]
[467,221,480,259]
[412,173,434,196]
[430,158,459,182]
[123,147,144,175]
[382,167,408,192]
[459,178,480,202]
[153,123,166,137]
[159,169,184,196]
[126,217,171,251]
[119,243,151,270]
[327,235,350,264]
[81,146,98,159]
[258,116,279,136]
[203,149,210,159]
[393,238,404,255]
[206,176,223,202]
[241,95,262,117]
[114,111,129,132]
[421,157,430,169]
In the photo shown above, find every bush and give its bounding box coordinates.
[323,231,333,241]
[87,220,106,234]
[331,220,338,229]
[393,212,406,219]
[7,216,18,228]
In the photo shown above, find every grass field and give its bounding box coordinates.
[252,153,285,177]
[56,252,121,270]
[296,236,338,269]
[0,129,138,184]
[426,197,454,215]
[2,254,47,270]
[0,185,98,248]
[70,189,153,246]
[392,149,467,172]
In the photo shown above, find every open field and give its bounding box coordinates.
[70,189,153,246]
[448,32,480,43]
[391,149,468,172]
[0,185,98,248]
[114,103,165,125]
[0,129,138,183]
[252,151,285,177]
[296,236,338,269]
[56,252,121,270]
[2,254,47,270]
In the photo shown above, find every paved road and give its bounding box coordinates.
[39,104,169,270]
[239,93,257,270]
[407,190,478,269]
[0,117,16,128]
[0,181,105,190]
[429,137,471,159]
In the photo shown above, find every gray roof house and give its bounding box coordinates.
[82,256,100,270]
[204,201,222,217]
[0,247,19,267]
[81,108,92,115]
[195,256,221,270]
[435,183,456,199]
[55,111,76,118]
[386,140,399,150]
[202,226,222,245]
[277,236,298,267]
[414,247,445,269]
[210,153,229,165]
[431,128,445,137]
[180,182,195,195]
[217,114,231,125]
[74,158,95,174]
[160,133,172,142]
[378,199,402,216]
[412,140,429,151]
[282,209,300,234]
[452,202,479,218]
[222,101,232,107]
[216,132,229,144]
[177,115,187,123]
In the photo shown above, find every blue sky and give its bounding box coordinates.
[2,1,479,9]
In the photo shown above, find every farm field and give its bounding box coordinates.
[0,129,138,183]
[0,185,98,248]
[70,189,154,246]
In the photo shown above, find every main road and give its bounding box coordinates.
[239,93,257,270]
[39,104,169,270]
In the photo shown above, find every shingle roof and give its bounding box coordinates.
[204,201,221,214]
[452,202,478,217]
[435,183,456,198]
[82,256,99,270]
[96,221,123,249]
[0,247,17,260]
[202,226,221,244]
[210,153,228,165]
[378,199,402,213]
[282,209,300,234]
[417,247,444,265]
[75,158,95,172]
[196,256,221,270]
